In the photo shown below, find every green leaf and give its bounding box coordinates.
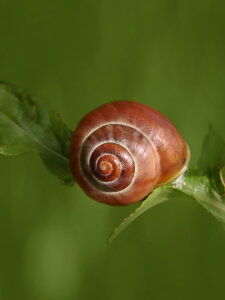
[220,166,225,194]
[108,127,225,244]
[108,170,225,244]
[107,186,175,244]
[0,82,74,185]
[198,125,225,196]
[171,169,225,225]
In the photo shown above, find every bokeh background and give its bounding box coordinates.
[0,1,225,299]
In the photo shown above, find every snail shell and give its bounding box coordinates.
[70,101,190,206]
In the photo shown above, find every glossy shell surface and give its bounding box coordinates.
[70,101,189,206]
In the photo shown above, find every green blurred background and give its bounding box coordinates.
[0,1,225,299]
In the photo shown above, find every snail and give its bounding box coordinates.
[70,101,190,206]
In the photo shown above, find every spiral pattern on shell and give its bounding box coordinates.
[70,101,190,206]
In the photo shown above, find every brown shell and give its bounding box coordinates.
[70,101,190,206]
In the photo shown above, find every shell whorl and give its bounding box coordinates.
[70,101,190,206]
[76,123,160,205]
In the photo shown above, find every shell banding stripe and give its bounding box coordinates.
[79,123,161,196]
